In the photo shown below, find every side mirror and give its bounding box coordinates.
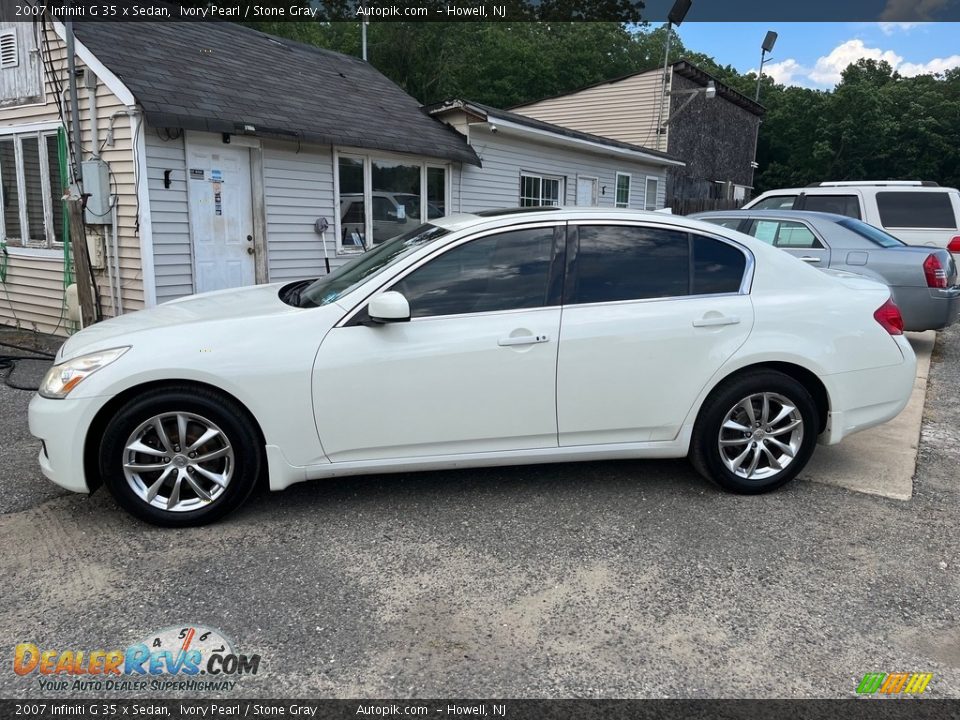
[367,291,410,324]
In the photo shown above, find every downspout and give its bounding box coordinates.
[111,198,122,314]
[64,21,83,181]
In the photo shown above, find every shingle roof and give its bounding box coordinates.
[426,99,684,166]
[74,22,479,165]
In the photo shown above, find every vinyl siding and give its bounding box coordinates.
[455,125,668,213]
[513,69,671,151]
[0,22,143,335]
[262,141,340,281]
[145,129,193,303]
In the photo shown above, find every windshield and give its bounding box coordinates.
[836,218,905,248]
[297,223,449,308]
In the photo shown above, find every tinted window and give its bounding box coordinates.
[803,194,861,219]
[876,191,957,229]
[836,218,905,248]
[572,226,689,303]
[693,236,746,295]
[392,227,555,318]
[751,195,797,210]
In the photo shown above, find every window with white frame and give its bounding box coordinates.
[519,173,562,207]
[615,173,631,208]
[645,176,660,211]
[0,129,66,248]
[336,151,448,253]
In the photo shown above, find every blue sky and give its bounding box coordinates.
[673,22,960,88]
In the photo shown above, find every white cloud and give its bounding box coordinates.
[877,22,930,35]
[808,39,903,86]
[899,55,960,75]
[750,59,812,87]
[880,0,951,21]
[761,39,960,90]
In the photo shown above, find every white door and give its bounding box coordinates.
[186,137,255,293]
[312,225,562,463]
[577,176,598,206]
[557,223,754,445]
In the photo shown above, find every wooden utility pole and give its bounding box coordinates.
[67,198,98,327]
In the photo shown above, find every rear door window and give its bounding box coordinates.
[692,235,747,295]
[570,225,689,303]
[747,220,823,249]
[876,191,957,229]
[802,194,862,219]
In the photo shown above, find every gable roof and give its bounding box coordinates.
[512,58,765,118]
[426,99,684,167]
[73,22,479,165]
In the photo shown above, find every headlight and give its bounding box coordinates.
[39,347,130,399]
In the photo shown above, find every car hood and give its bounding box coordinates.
[58,283,301,361]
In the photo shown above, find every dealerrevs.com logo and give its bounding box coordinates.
[14,625,261,692]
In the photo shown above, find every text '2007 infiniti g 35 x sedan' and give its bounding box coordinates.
[29,208,917,526]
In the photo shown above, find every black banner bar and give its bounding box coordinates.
[2,700,960,720]
[2,0,960,23]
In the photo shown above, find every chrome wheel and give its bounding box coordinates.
[718,392,804,481]
[122,412,234,513]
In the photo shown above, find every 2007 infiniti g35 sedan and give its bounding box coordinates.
[29,208,917,526]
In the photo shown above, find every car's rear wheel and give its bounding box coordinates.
[99,387,261,527]
[690,370,818,494]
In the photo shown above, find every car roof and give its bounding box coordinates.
[431,207,687,232]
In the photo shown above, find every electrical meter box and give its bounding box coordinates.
[81,159,111,224]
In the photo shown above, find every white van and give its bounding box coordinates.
[744,182,960,251]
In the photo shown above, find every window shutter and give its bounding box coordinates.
[0,31,18,69]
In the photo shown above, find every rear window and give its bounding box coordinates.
[803,194,861,219]
[751,195,797,210]
[876,191,957,229]
[836,218,905,248]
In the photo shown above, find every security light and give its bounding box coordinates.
[668,0,692,26]
[705,81,717,100]
[762,31,778,54]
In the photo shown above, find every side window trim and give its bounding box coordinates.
[338,221,566,327]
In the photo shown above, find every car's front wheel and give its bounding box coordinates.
[689,370,818,494]
[99,386,262,526]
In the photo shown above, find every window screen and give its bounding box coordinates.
[571,225,689,304]
[393,227,555,318]
[876,191,957,229]
[803,194,861,218]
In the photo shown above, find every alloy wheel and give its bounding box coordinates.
[717,392,804,481]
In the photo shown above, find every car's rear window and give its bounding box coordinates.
[876,191,957,229]
[836,218,905,248]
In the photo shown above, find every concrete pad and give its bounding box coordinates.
[800,330,935,500]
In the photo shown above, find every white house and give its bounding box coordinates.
[0,21,683,335]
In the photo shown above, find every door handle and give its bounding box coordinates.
[692,315,740,328]
[246,246,255,255]
[799,256,821,263]
[498,334,549,347]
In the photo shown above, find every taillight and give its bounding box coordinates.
[948,236,960,253]
[923,254,948,288]
[874,299,904,335]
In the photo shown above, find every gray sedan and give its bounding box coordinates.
[693,210,960,332]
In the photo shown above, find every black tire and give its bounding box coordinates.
[689,370,818,494]
[99,386,262,527]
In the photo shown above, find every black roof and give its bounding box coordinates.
[426,100,682,165]
[74,22,479,165]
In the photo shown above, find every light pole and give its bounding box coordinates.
[755,31,778,103]
[655,0,693,152]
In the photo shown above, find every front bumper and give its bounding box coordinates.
[28,393,107,494]
[819,334,917,445]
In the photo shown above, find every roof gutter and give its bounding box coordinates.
[479,116,685,168]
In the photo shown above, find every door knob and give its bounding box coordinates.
[247,247,255,255]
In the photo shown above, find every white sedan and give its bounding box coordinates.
[29,208,917,526]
